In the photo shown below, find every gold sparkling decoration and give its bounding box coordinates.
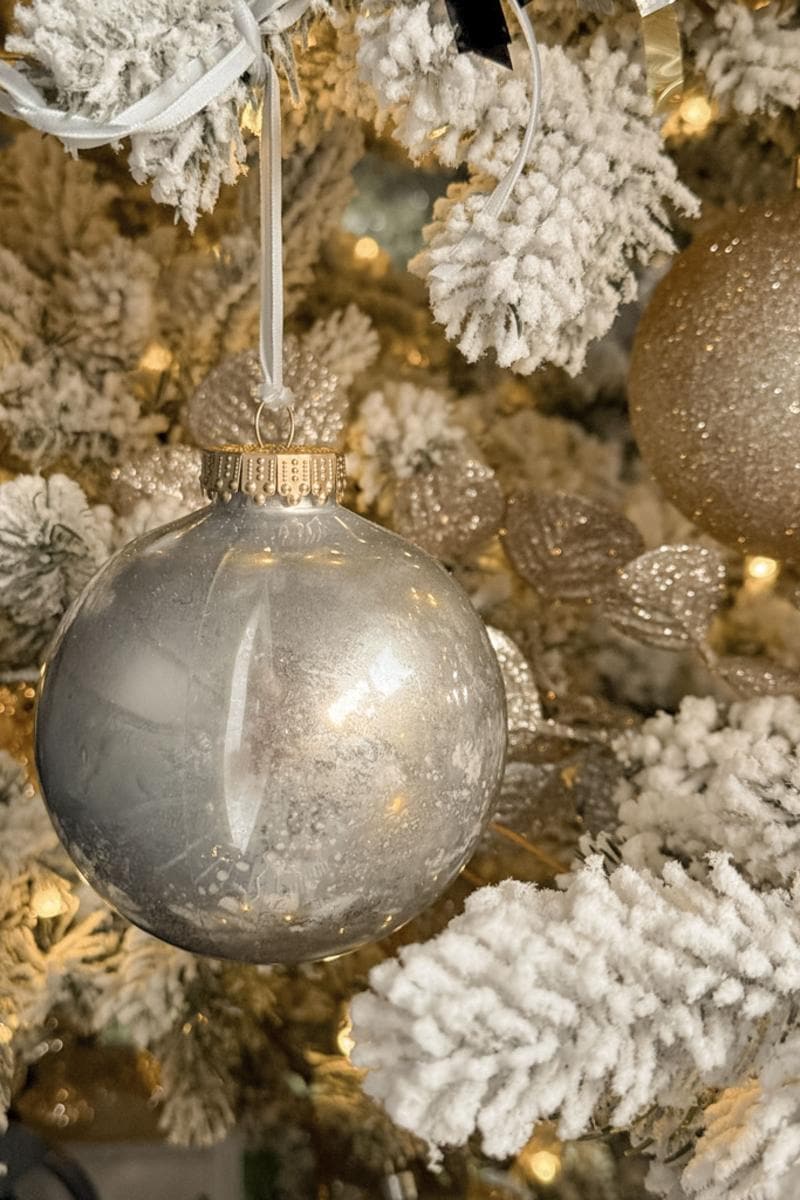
[188,343,348,449]
[712,653,800,700]
[602,545,727,650]
[200,443,345,505]
[629,195,800,562]
[109,445,202,513]
[503,491,644,601]
[393,455,505,562]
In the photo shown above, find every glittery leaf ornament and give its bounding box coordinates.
[475,760,577,882]
[712,654,800,700]
[187,343,349,449]
[502,492,645,601]
[496,749,622,841]
[568,745,625,836]
[393,453,505,562]
[110,446,202,513]
[600,545,727,650]
[487,627,542,756]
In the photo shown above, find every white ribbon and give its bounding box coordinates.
[633,0,676,16]
[484,0,542,221]
[0,0,542,431]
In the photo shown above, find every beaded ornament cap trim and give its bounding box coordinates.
[200,445,345,506]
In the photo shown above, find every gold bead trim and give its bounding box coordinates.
[200,445,345,506]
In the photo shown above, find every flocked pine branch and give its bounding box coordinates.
[355,3,696,374]
[7,0,252,227]
[92,926,198,1049]
[5,0,328,227]
[691,1,800,119]
[0,132,119,276]
[351,856,800,1160]
[614,695,800,890]
[410,38,697,375]
[676,1035,800,1200]
[0,475,113,669]
[0,757,119,1119]
[347,380,469,512]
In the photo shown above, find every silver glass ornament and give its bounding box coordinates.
[36,445,506,963]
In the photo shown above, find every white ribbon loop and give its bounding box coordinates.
[484,0,542,221]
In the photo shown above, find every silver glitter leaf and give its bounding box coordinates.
[601,544,727,650]
[110,445,202,514]
[487,627,542,755]
[393,455,505,562]
[188,343,348,448]
[503,491,644,601]
[567,746,625,837]
[492,760,556,837]
[713,654,800,700]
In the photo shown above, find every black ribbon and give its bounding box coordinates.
[444,0,512,68]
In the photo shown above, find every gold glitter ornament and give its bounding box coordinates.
[188,343,348,449]
[393,454,505,562]
[629,196,800,561]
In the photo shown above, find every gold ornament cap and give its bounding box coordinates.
[200,444,345,506]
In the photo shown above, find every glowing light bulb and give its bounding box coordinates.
[664,92,716,139]
[520,1149,561,1185]
[32,884,66,920]
[240,100,263,136]
[746,555,779,581]
[744,555,780,594]
[139,342,173,373]
[354,236,380,262]
[337,1008,355,1059]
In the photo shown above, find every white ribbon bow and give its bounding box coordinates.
[0,0,541,434]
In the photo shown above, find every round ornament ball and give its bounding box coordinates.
[36,445,506,963]
[629,195,800,561]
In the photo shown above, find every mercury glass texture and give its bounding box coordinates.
[36,490,506,963]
